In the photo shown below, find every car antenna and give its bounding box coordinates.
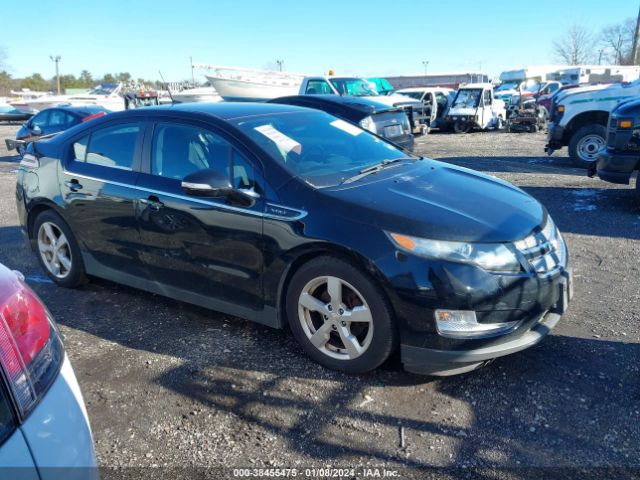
[158,70,175,104]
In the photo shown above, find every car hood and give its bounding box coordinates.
[555,83,618,103]
[448,107,477,116]
[320,160,544,243]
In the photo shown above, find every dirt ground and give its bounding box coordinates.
[0,123,638,479]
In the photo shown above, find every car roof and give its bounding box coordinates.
[43,105,108,115]
[106,102,305,121]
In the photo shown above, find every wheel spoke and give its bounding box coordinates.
[39,243,54,254]
[54,233,68,251]
[57,252,72,271]
[337,325,364,359]
[43,223,57,245]
[309,322,334,349]
[50,261,60,276]
[345,305,372,323]
[299,292,329,314]
[326,276,342,309]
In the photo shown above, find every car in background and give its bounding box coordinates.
[395,87,455,130]
[447,83,506,133]
[15,103,571,376]
[269,95,414,151]
[593,98,640,199]
[15,105,108,154]
[0,263,97,478]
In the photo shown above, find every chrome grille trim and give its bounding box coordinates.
[514,217,566,275]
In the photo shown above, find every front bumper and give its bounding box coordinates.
[545,122,564,154]
[400,264,573,376]
[596,147,639,185]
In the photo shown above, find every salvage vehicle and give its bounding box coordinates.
[592,98,640,198]
[13,103,572,376]
[507,98,546,133]
[545,80,639,167]
[299,75,429,133]
[13,105,108,156]
[268,95,414,151]
[0,263,97,478]
[446,84,506,133]
[395,87,455,130]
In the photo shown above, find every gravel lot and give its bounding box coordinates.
[0,123,638,479]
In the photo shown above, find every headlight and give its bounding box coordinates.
[359,116,377,134]
[387,232,521,272]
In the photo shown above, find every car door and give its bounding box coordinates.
[135,120,265,315]
[61,121,150,278]
[481,89,493,127]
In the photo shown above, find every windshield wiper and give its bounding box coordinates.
[341,157,415,185]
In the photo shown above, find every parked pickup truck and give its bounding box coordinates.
[592,98,640,199]
[545,80,640,167]
[299,76,428,133]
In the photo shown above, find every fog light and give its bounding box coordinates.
[435,310,518,339]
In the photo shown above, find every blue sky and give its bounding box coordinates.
[1,0,637,82]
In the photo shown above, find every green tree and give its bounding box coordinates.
[0,70,14,96]
[116,72,132,82]
[102,73,116,83]
[20,73,51,92]
[59,74,79,92]
[79,69,93,87]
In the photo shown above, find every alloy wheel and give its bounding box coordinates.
[37,221,72,279]
[297,276,374,360]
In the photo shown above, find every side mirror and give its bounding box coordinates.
[181,168,232,197]
[32,125,42,135]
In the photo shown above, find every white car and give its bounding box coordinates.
[0,263,97,479]
[447,83,506,133]
[395,87,455,130]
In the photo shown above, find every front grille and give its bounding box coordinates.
[514,217,565,274]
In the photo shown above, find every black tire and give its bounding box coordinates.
[33,210,87,288]
[453,121,471,134]
[568,124,607,168]
[286,256,397,374]
[529,124,538,133]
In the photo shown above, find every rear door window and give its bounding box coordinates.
[85,124,141,170]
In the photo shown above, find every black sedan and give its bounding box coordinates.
[15,103,572,375]
[268,95,414,151]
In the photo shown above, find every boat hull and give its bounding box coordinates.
[205,75,301,101]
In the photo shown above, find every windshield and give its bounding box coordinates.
[88,84,117,95]
[452,89,482,108]
[397,91,423,100]
[496,82,518,92]
[329,78,378,97]
[233,111,412,188]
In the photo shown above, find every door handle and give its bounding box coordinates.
[140,195,164,211]
[64,179,83,192]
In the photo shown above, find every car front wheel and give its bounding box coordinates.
[569,124,606,168]
[286,256,396,373]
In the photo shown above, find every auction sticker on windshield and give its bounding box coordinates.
[330,119,363,136]
[255,125,302,154]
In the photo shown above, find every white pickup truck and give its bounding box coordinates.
[298,76,428,133]
[545,80,640,167]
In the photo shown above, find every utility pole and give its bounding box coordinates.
[50,55,61,94]
[276,59,284,72]
[598,49,604,65]
[190,56,195,84]
[422,60,429,76]
[633,4,640,65]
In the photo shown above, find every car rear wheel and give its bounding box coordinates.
[569,124,606,168]
[453,121,471,134]
[34,210,86,288]
[286,256,396,373]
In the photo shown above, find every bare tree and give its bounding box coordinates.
[601,18,635,64]
[552,25,598,65]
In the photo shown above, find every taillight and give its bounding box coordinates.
[82,112,107,123]
[0,268,63,418]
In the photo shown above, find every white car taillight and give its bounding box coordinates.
[0,267,64,418]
